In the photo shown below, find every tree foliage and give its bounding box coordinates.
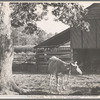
[10,3,47,28]
[50,3,89,31]
[11,26,48,46]
[10,3,89,33]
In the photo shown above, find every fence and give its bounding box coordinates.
[13,46,71,73]
[36,46,71,73]
[13,52,36,64]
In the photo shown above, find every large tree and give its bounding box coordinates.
[0,2,88,95]
[0,2,25,95]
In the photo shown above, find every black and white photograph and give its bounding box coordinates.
[0,1,100,99]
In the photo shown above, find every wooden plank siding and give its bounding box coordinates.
[71,19,100,49]
[13,53,36,64]
[84,4,100,19]
[70,27,82,48]
[71,4,100,49]
[96,20,100,48]
[36,47,71,73]
[82,20,97,48]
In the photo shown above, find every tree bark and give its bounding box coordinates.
[0,2,25,95]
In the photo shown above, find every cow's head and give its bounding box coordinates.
[70,61,82,75]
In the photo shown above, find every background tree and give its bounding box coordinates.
[11,26,48,46]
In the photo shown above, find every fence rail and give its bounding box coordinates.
[13,46,71,73]
[13,53,36,64]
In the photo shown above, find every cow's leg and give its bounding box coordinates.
[49,74,53,93]
[55,74,59,93]
[62,75,66,91]
[49,74,51,86]
[67,71,71,88]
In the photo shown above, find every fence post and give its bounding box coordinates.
[35,49,39,72]
[70,49,73,62]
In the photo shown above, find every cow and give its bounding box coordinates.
[48,56,82,93]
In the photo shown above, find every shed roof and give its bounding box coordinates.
[34,28,70,48]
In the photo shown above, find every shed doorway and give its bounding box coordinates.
[73,49,100,74]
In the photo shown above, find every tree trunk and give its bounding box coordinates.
[0,2,25,95]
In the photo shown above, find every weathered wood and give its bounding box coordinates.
[96,20,100,48]
[38,54,71,58]
[35,47,71,73]
[37,51,70,55]
[71,27,82,48]
[71,4,100,49]
[71,19,97,49]
[84,4,100,19]
[82,20,96,48]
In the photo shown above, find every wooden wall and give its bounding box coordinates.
[71,19,100,49]
[36,47,71,73]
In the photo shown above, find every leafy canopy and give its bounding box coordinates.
[50,3,89,31]
[10,3,89,33]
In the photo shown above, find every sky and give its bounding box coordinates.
[37,2,93,34]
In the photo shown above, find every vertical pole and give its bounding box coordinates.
[70,28,73,63]
[70,48,73,63]
[35,49,39,72]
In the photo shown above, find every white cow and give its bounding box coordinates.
[48,56,82,92]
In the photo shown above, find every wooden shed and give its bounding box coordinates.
[71,3,100,74]
[34,3,100,74]
[34,29,71,73]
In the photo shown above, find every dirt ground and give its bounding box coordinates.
[13,74,100,95]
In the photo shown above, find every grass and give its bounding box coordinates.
[13,74,100,95]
